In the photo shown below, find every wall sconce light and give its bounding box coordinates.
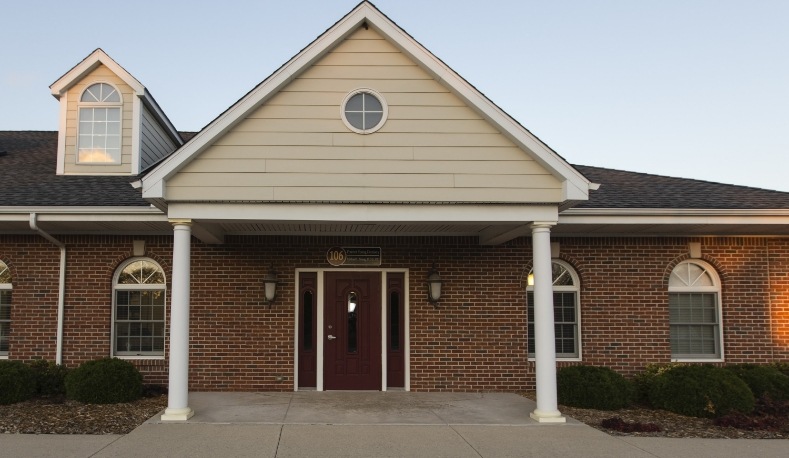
[263,264,278,307]
[426,264,443,306]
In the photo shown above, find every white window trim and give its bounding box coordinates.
[668,259,724,362]
[0,263,11,359]
[111,258,166,359]
[340,88,388,134]
[526,259,582,362]
[77,81,123,165]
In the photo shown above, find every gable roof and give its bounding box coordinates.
[140,1,591,203]
[3,131,789,211]
[0,131,148,207]
[50,48,183,147]
[575,165,789,210]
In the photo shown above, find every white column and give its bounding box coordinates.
[530,223,565,423]
[161,220,194,421]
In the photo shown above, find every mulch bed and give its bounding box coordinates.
[520,393,788,439]
[0,395,167,435]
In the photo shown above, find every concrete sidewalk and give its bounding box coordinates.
[0,392,786,457]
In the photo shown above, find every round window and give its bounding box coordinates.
[341,89,388,134]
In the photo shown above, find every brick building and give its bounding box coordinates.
[1,2,787,422]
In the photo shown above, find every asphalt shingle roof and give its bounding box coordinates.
[0,131,150,207]
[574,165,789,210]
[2,131,789,210]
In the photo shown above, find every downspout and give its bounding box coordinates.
[29,213,66,365]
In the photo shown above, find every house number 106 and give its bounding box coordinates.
[326,247,347,266]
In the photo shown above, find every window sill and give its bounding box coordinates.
[671,357,724,363]
[0,355,8,360]
[115,355,165,360]
[528,357,582,362]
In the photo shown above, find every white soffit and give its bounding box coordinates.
[141,1,591,202]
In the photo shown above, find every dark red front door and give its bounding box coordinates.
[324,271,381,390]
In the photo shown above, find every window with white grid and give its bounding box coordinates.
[112,258,165,357]
[526,260,581,359]
[669,260,722,360]
[77,82,122,164]
[0,261,11,357]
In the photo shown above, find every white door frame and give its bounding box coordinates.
[294,268,410,391]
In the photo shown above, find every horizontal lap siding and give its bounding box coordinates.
[63,65,133,174]
[140,105,178,170]
[167,28,561,202]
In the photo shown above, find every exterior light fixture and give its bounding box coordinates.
[426,264,443,305]
[263,264,278,307]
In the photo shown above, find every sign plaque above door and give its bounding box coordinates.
[326,247,382,267]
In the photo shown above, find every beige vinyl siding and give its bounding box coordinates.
[63,64,133,174]
[140,105,178,171]
[167,27,563,203]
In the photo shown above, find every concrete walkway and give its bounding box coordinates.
[0,392,786,457]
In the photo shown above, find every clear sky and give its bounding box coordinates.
[2,0,788,191]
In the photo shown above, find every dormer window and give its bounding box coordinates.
[78,82,122,164]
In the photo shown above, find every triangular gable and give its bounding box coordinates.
[50,49,182,150]
[50,48,144,98]
[141,1,591,202]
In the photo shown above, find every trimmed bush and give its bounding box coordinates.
[557,365,634,410]
[725,364,789,401]
[27,359,69,397]
[65,358,142,404]
[648,364,755,418]
[633,363,685,406]
[769,362,789,378]
[0,360,36,405]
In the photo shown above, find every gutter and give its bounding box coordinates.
[29,213,66,365]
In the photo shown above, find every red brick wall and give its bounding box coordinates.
[1,234,787,391]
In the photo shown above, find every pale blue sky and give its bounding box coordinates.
[2,0,788,191]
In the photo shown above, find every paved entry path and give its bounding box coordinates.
[1,392,786,457]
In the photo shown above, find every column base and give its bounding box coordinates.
[530,409,566,423]
[161,407,194,422]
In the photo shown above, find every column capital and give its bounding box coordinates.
[530,221,556,231]
[169,218,193,227]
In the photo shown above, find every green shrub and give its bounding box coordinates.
[65,358,142,404]
[770,362,789,378]
[725,364,789,401]
[648,364,755,418]
[557,365,634,410]
[0,360,36,405]
[633,363,685,405]
[27,359,69,397]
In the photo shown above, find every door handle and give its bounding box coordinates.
[327,335,336,340]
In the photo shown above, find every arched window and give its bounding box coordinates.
[526,260,581,359]
[0,260,11,357]
[112,258,166,357]
[668,260,722,360]
[78,82,122,164]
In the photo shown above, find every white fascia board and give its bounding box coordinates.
[168,203,558,224]
[56,92,67,174]
[50,49,144,97]
[0,206,165,218]
[559,208,789,225]
[141,2,590,202]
